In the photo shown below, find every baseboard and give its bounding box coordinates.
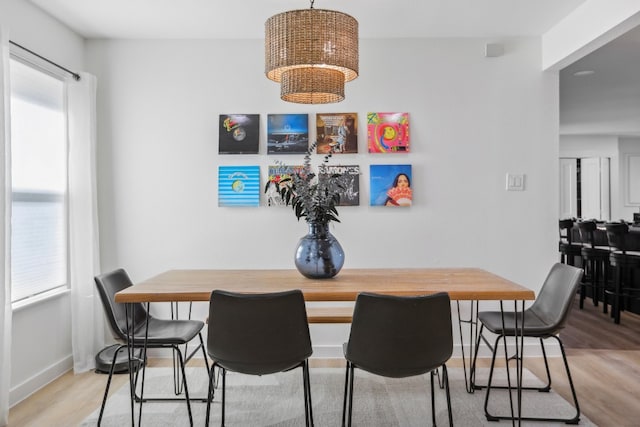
[9,355,73,407]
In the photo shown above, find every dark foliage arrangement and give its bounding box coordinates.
[265,142,347,224]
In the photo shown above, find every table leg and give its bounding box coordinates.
[124,303,135,426]
[517,300,525,425]
[124,302,151,426]
[456,300,479,393]
[500,301,516,426]
[137,303,151,425]
[170,301,199,395]
[498,300,526,426]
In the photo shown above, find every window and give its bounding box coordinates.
[9,57,68,303]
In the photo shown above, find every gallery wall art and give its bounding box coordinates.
[315,113,358,154]
[267,114,309,154]
[218,114,260,154]
[214,110,414,209]
[265,165,303,207]
[218,165,260,207]
[319,164,360,206]
[367,112,410,153]
[369,164,413,207]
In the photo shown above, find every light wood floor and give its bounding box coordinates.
[8,296,640,426]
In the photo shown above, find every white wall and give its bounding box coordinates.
[0,0,85,407]
[560,135,621,219]
[559,135,640,221]
[0,0,84,70]
[86,37,560,357]
[619,137,640,220]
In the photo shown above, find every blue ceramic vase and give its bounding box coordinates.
[294,222,345,279]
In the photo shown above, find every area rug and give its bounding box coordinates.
[81,367,594,426]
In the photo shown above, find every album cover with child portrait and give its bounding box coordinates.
[369,164,412,207]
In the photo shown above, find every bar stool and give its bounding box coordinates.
[603,222,640,324]
[559,218,582,266]
[577,220,611,310]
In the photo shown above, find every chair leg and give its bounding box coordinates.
[485,334,581,424]
[303,363,309,427]
[173,346,194,426]
[603,262,610,314]
[434,368,444,389]
[205,362,217,426]
[613,265,622,324]
[554,335,581,424]
[592,259,600,306]
[483,334,502,421]
[199,333,212,385]
[172,347,182,395]
[302,361,314,427]
[579,260,588,309]
[429,371,436,426]
[341,362,350,427]
[136,345,149,422]
[97,344,126,426]
[221,368,227,427]
[442,365,453,427]
[538,339,552,392]
[470,324,485,391]
[347,363,355,427]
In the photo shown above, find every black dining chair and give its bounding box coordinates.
[472,263,583,424]
[94,268,209,426]
[205,289,314,427]
[342,292,454,427]
[559,218,582,267]
[577,219,612,309]
[603,222,640,324]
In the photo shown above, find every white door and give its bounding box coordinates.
[580,157,611,220]
[581,158,601,220]
[559,158,577,219]
[600,158,610,221]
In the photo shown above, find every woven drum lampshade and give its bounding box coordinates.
[265,7,358,104]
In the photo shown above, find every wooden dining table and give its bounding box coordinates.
[116,267,535,426]
[115,267,534,303]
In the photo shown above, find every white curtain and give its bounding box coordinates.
[0,25,12,427]
[68,72,104,373]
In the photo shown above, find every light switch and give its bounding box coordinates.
[506,173,525,191]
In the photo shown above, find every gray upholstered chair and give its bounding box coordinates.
[94,268,209,426]
[473,263,583,424]
[342,292,454,427]
[205,289,314,427]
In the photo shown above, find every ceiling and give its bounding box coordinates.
[560,25,640,136]
[29,0,585,39]
[28,0,640,137]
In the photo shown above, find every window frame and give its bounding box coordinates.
[8,48,71,307]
